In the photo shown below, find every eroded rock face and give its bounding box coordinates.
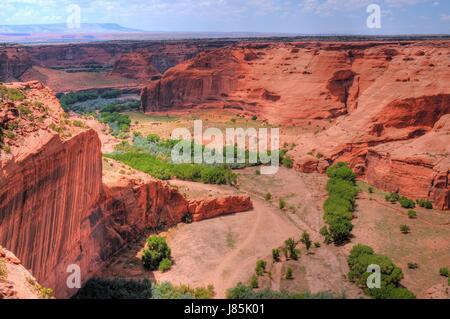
[0,47,32,81]
[142,48,245,112]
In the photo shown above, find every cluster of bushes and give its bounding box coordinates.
[321,163,358,245]
[59,90,99,108]
[106,148,237,185]
[385,193,433,210]
[141,236,172,272]
[73,278,152,299]
[99,108,131,137]
[152,282,215,299]
[226,283,334,299]
[347,244,416,299]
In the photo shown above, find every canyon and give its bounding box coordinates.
[0,38,449,299]
[0,82,252,298]
[141,40,450,210]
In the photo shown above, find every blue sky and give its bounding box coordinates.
[0,0,449,34]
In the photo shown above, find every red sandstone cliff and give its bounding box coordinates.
[0,47,32,82]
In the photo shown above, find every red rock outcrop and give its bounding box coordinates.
[0,47,32,82]
[141,48,245,112]
[111,52,161,80]
[188,195,253,222]
[0,246,43,299]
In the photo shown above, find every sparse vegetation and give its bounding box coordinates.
[73,278,152,299]
[417,199,433,209]
[284,238,299,260]
[0,85,25,101]
[347,244,415,299]
[226,283,334,299]
[323,163,357,245]
[152,282,215,299]
[301,231,312,253]
[408,263,419,270]
[408,210,417,219]
[265,192,272,201]
[400,224,411,234]
[141,236,172,272]
[0,259,7,280]
[285,267,294,280]
[279,198,287,210]
[250,275,259,289]
[255,260,267,276]
[272,248,281,262]
[439,267,450,278]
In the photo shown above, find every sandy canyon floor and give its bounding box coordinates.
[95,110,450,299]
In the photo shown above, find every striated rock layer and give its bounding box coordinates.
[0,82,253,298]
[0,47,32,82]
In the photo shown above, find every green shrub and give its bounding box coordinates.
[142,236,171,271]
[385,192,400,203]
[400,225,411,234]
[282,156,294,169]
[73,278,152,299]
[301,231,312,252]
[417,199,433,209]
[272,248,281,262]
[256,260,267,276]
[226,283,334,300]
[252,115,258,121]
[158,258,173,273]
[440,267,450,277]
[152,282,215,299]
[265,193,272,201]
[279,198,286,210]
[314,242,321,248]
[250,275,259,289]
[399,197,416,209]
[285,267,294,280]
[347,244,415,299]
[408,210,417,219]
[408,263,419,270]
